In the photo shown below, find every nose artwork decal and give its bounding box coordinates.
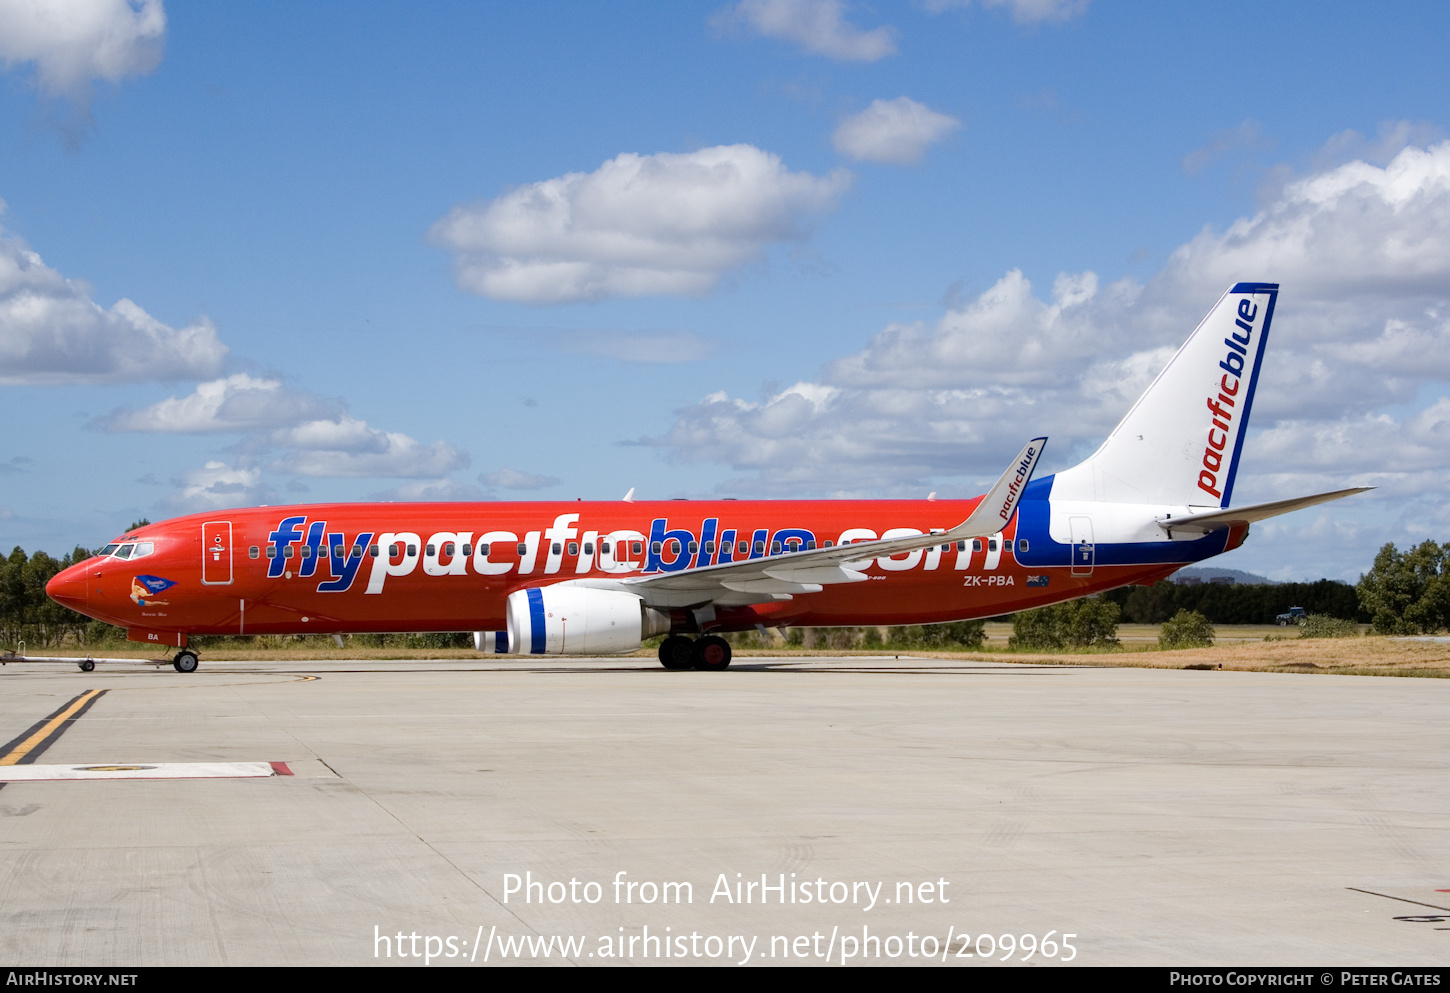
[131,575,178,606]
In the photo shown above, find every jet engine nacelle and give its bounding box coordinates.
[505,586,670,655]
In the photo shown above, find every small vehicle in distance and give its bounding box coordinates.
[1276,606,1307,626]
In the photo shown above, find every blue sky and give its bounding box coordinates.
[3,0,1450,582]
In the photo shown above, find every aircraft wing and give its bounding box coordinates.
[565,438,1047,608]
[1155,486,1373,535]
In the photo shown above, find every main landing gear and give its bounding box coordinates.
[173,650,199,673]
[657,634,732,671]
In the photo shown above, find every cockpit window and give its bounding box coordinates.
[100,543,119,556]
[132,542,154,558]
[114,543,135,559]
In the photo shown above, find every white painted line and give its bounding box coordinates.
[0,761,283,781]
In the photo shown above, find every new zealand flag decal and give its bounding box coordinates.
[1026,575,1050,587]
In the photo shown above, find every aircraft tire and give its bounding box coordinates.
[173,650,199,673]
[693,635,732,671]
[78,660,95,672]
[658,635,695,670]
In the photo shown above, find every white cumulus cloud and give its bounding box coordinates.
[832,97,961,165]
[372,478,489,502]
[96,374,342,432]
[171,461,268,512]
[102,376,470,485]
[430,144,851,304]
[269,417,468,479]
[711,0,896,61]
[0,0,165,102]
[1159,140,1450,303]
[0,224,226,384]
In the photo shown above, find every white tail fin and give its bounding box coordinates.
[1052,282,1278,508]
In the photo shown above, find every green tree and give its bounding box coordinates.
[1010,596,1120,650]
[887,621,985,650]
[0,546,93,648]
[1122,581,1178,623]
[1357,541,1450,634]
[1158,609,1214,648]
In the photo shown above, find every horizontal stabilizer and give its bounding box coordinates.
[1156,487,1373,535]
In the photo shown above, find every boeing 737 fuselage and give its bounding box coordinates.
[44,283,1368,672]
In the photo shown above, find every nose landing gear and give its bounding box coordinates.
[657,634,732,671]
[173,650,199,673]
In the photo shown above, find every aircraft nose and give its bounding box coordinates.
[46,563,88,610]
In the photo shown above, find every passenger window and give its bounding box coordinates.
[988,538,998,552]
[406,544,417,556]
[426,544,436,556]
[771,541,782,554]
[582,542,592,556]
[1018,539,1029,552]
[972,539,982,552]
[369,545,379,557]
[462,543,472,556]
[738,541,748,554]
[668,539,680,554]
[824,540,833,548]
[517,543,527,556]
[568,541,579,556]
[332,545,344,558]
[957,540,967,552]
[351,546,362,559]
[115,544,134,559]
[807,540,816,550]
[600,541,611,555]
[389,544,401,557]
[267,547,277,559]
[754,541,765,555]
[704,541,714,554]
[301,546,312,558]
[249,546,259,559]
[284,546,294,558]
[632,541,643,556]
[551,542,561,555]
[445,543,455,556]
[478,543,489,555]
[687,541,697,554]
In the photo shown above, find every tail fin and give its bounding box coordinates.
[1052,282,1278,508]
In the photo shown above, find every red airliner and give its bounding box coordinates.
[45,283,1366,673]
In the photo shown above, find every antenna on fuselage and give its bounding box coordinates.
[622,488,635,502]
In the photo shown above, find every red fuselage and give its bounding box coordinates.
[46,498,1192,648]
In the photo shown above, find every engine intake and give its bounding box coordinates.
[505,586,669,655]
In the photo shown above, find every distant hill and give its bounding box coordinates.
[1170,566,1278,585]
